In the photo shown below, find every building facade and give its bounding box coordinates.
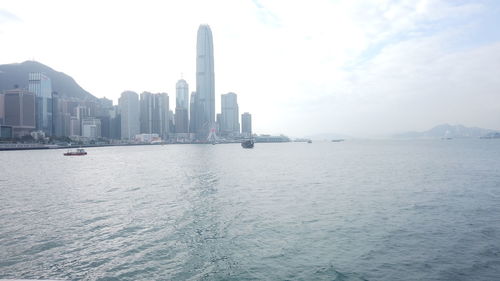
[241,112,252,137]
[195,24,215,139]
[220,92,240,136]
[3,89,36,137]
[189,91,197,134]
[140,92,154,134]
[29,72,53,136]
[119,91,140,140]
[82,117,102,139]
[0,93,4,125]
[175,79,189,134]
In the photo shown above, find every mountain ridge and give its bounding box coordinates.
[394,124,497,139]
[0,60,97,101]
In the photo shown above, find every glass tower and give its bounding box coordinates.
[195,24,215,139]
[29,72,53,136]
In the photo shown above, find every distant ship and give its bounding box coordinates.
[64,148,87,156]
[241,139,254,149]
[331,139,344,142]
[307,140,312,143]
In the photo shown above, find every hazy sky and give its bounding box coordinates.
[1,0,500,137]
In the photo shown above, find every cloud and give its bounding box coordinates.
[262,0,500,136]
[0,9,21,24]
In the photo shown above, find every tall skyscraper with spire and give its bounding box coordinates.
[195,24,215,139]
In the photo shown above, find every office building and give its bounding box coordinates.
[69,116,81,136]
[175,79,189,134]
[140,92,154,134]
[0,93,4,125]
[82,117,101,139]
[29,72,53,136]
[195,24,215,138]
[157,93,170,139]
[241,112,252,137]
[3,89,36,137]
[189,91,197,133]
[221,92,240,136]
[119,91,140,140]
[140,92,170,139]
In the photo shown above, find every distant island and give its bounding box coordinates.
[394,124,499,139]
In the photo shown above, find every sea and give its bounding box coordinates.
[0,139,499,281]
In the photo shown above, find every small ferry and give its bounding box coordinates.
[241,139,254,149]
[64,148,87,156]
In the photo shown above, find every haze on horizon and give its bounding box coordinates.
[1,0,499,137]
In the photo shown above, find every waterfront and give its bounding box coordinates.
[1,140,500,280]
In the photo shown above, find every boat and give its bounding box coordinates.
[331,139,344,142]
[307,140,312,143]
[64,148,87,156]
[241,139,254,149]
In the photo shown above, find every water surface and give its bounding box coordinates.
[1,140,500,280]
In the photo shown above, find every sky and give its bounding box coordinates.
[1,0,500,137]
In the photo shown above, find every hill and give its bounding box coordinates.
[394,124,497,139]
[0,61,96,101]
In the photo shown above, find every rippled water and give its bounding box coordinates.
[1,140,500,280]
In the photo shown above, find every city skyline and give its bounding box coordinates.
[1,1,500,137]
[0,22,255,142]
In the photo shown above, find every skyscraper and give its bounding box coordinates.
[241,112,252,137]
[140,92,153,134]
[189,91,197,134]
[29,72,53,136]
[195,24,215,139]
[156,93,170,139]
[3,89,36,137]
[221,92,240,136]
[0,93,4,125]
[175,79,189,134]
[176,79,189,110]
[119,91,140,140]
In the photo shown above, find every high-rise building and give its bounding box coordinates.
[0,93,4,125]
[176,79,189,110]
[189,91,197,133]
[53,98,73,137]
[119,91,140,140]
[140,92,169,138]
[109,105,121,140]
[175,108,188,133]
[3,89,36,137]
[195,24,215,138]
[29,72,53,136]
[241,112,252,137]
[82,117,101,139]
[157,93,170,139]
[99,97,113,109]
[51,91,60,136]
[69,116,80,136]
[175,79,189,134]
[140,92,153,134]
[221,92,240,136]
[168,110,175,134]
[216,113,222,135]
[151,94,162,135]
